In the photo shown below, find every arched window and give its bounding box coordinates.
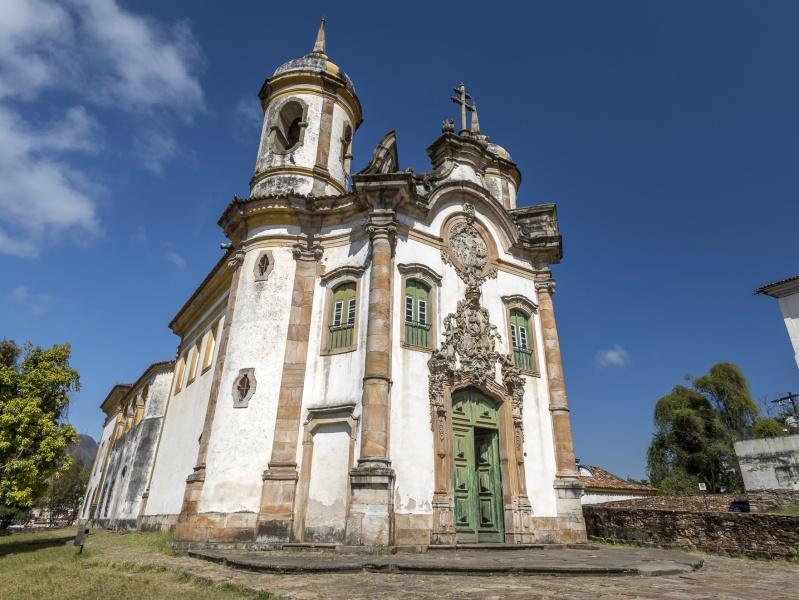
[404,279,431,348]
[272,100,304,152]
[329,282,357,350]
[509,309,533,371]
[341,123,353,178]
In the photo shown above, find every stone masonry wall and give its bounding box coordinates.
[595,490,799,513]
[584,506,799,558]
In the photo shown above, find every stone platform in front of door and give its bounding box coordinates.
[188,544,704,577]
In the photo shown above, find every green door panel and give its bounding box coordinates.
[451,388,504,543]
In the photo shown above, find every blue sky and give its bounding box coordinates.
[1,1,797,480]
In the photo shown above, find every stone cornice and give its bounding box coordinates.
[169,251,234,337]
[397,263,443,285]
[320,264,366,285]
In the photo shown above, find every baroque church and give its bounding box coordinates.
[81,21,586,547]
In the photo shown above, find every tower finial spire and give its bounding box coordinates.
[470,101,480,135]
[312,18,326,55]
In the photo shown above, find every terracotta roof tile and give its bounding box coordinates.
[577,464,655,493]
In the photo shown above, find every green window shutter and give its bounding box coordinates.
[510,309,533,370]
[330,282,356,350]
[404,279,431,348]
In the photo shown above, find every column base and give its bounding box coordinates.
[504,495,535,543]
[256,466,298,543]
[554,478,587,542]
[345,464,394,546]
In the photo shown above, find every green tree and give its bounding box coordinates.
[44,460,90,525]
[751,418,787,439]
[0,340,79,529]
[647,363,758,494]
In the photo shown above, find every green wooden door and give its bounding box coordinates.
[451,388,504,543]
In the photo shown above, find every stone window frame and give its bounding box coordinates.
[186,338,202,386]
[501,295,540,377]
[232,368,256,408]
[253,249,275,282]
[269,97,309,155]
[201,319,220,374]
[398,263,442,352]
[340,121,353,179]
[319,265,365,356]
[173,351,187,395]
[293,402,359,542]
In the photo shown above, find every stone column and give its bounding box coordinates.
[175,250,244,541]
[256,243,322,542]
[345,212,396,546]
[534,271,586,542]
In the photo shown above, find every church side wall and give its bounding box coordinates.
[80,417,116,521]
[115,369,173,524]
[144,310,226,520]
[199,246,296,514]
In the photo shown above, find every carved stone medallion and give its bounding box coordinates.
[441,204,497,287]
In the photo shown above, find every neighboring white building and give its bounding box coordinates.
[577,464,655,505]
[82,22,586,547]
[757,274,799,369]
[734,435,799,491]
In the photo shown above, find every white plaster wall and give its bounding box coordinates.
[326,103,352,189]
[252,91,324,196]
[582,492,649,505]
[145,312,225,517]
[200,246,295,514]
[254,92,322,174]
[778,293,799,369]
[296,241,370,473]
[304,423,351,536]
[390,237,442,515]
[81,417,116,520]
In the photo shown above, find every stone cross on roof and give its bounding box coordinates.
[451,83,480,136]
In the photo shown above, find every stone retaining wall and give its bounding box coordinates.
[584,506,799,558]
[596,490,799,513]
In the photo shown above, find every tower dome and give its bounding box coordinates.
[251,20,362,198]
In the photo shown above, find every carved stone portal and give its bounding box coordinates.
[429,208,533,543]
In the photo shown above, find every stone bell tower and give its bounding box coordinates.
[251,20,363,197]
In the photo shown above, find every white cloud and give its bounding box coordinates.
[9,285,53,315]
[164,250,186,268]
[0,105,102,256]
[0,0,204,257]
[595,345,631,369]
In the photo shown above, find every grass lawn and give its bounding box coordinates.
[773,504,799,516]
[0,528,275,600]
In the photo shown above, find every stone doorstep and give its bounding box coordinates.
[426,543,601,551]
[186,548,704,577]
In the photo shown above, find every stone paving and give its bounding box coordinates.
[190,545,703,577]
[87,534,799,599]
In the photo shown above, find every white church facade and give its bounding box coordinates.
[81,22,587,547]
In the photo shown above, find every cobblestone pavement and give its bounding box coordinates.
[91,539,799,599]
[190,545,703,576]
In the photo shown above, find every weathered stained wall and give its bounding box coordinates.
[734,434,799,491]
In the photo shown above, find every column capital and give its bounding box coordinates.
[292,243,324,262]
[534,272,556,296]
[366,215,397,252]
